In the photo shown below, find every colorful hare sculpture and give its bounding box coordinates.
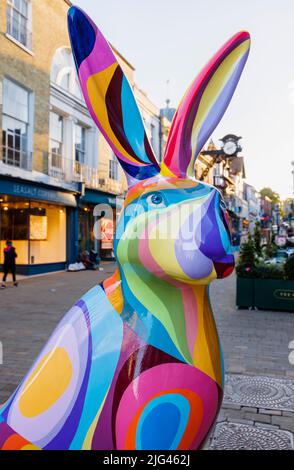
[0,6,250,451]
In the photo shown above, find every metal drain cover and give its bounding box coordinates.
[224,374,294,411]
[211,422,294,450]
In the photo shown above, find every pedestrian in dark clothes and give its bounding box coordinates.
[1,240,18,288]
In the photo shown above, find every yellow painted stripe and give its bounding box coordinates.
[87,64,141,165]
[187,39,250,176]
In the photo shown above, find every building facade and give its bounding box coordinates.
[0,0,167,274]
[243,183,260,232]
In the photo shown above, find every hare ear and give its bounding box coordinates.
[162,31,250,179]
[68,6,160,185]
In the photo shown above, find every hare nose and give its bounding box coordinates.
[68,6,96,69]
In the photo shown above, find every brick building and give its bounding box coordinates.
[0,0,170,273]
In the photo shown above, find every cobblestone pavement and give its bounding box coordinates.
[0,265,293,449]
[210,274,294,379]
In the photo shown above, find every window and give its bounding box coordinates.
[150,123,156,149]
[6,0,31,49]
[49,112,63,170]
[109,153,119,180]
[75,124,86,165]
[51,47,83,101]
[2,79,30,169]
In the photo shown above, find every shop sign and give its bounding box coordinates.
[0,179,77,207]
[274,289,294,300]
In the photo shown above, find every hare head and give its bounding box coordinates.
[68,6,250,287]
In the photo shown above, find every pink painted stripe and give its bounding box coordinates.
[138,208,198,358]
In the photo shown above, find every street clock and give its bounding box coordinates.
[223,140,238,156]
[220,134,242,157]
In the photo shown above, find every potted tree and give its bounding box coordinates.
[235,234,257,309]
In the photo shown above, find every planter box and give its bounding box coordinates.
[236,278,255,309]
[254,279,294,312]
[236,278,294,312]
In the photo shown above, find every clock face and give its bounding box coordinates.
[223,141,237,156]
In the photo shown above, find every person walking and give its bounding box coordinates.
[1,240,18,288]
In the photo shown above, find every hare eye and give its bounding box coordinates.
[146,193,165,208]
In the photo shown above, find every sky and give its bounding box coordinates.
[74,0,294,200]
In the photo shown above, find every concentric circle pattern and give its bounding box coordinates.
[211,423,294,450]
[224,375,294,411]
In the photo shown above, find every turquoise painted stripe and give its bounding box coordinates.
[69,286,123,449]
[121,76,150,163]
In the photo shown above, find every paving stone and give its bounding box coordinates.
[259,408,282,416]
[271,416,294,432]
[228,418,254,425]
[255,422,280,430]
[244,413,271,423]
[282,411,294,417]
[241,406,258,413]
[221,403,241,410]
[223,409,244,420]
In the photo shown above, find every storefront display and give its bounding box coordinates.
[0,196,67,270]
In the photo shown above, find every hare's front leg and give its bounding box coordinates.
[0,283,124,450]
[95,325,221,451]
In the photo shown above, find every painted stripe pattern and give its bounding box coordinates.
[163,31,250,178]
[68,7,160,184]
[0,6,249,450]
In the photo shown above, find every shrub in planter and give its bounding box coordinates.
[235,234,258,278]
[235,235,257,308]
[257,264,284,279]
[253,222,263,258]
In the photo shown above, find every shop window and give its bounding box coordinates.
[0,198,29,264]
[6,0,32,50]
[49,112,64,173]
[109,153,119,180]
[2,79,30,170]
[0,197,66,266]
[0,206,28,240]
[29,202,66,265]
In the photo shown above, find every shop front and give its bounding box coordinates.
[79,189,124,261]
[0,177,77,275]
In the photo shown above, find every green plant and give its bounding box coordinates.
[236,234,258,278]
[256,262,285,280]
[284,256,294,280]
[265,242,277,259]
[260,187,280,204]
[253,222,262,258]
